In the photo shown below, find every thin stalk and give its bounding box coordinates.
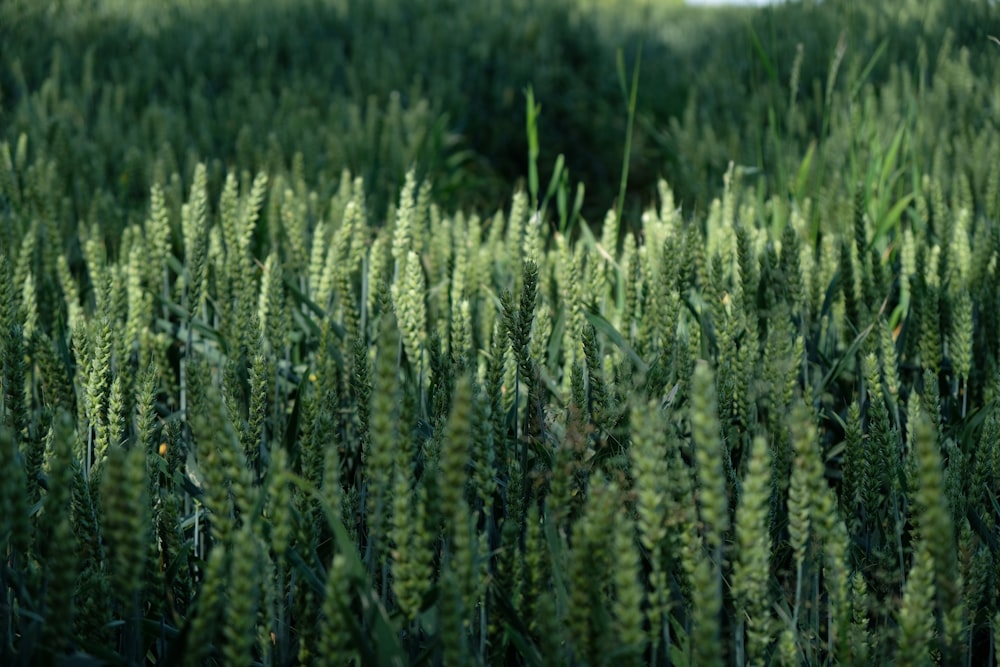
[662,585,671,667]
[193,500,202,561]
[277,563,287,666]
[962,376,968,418]
[615,42,643,232]
[828,602,834,660]
[812,564,821,665]
[360,254,369,336]
[123,590,141,666]
[360,481,371,572]
[381,558,389,609]
[735,618,745,667]
[526,88,540,210]
[891,492,906,580]
[792,559,803,646]
[479,597,487,662]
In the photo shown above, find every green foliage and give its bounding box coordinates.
[3,0,1000,664]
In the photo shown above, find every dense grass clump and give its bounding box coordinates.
[3,0,1000,664]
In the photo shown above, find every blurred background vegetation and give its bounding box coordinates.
[2,0,999,228]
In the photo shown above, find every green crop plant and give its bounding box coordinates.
[4,0,1000,665]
